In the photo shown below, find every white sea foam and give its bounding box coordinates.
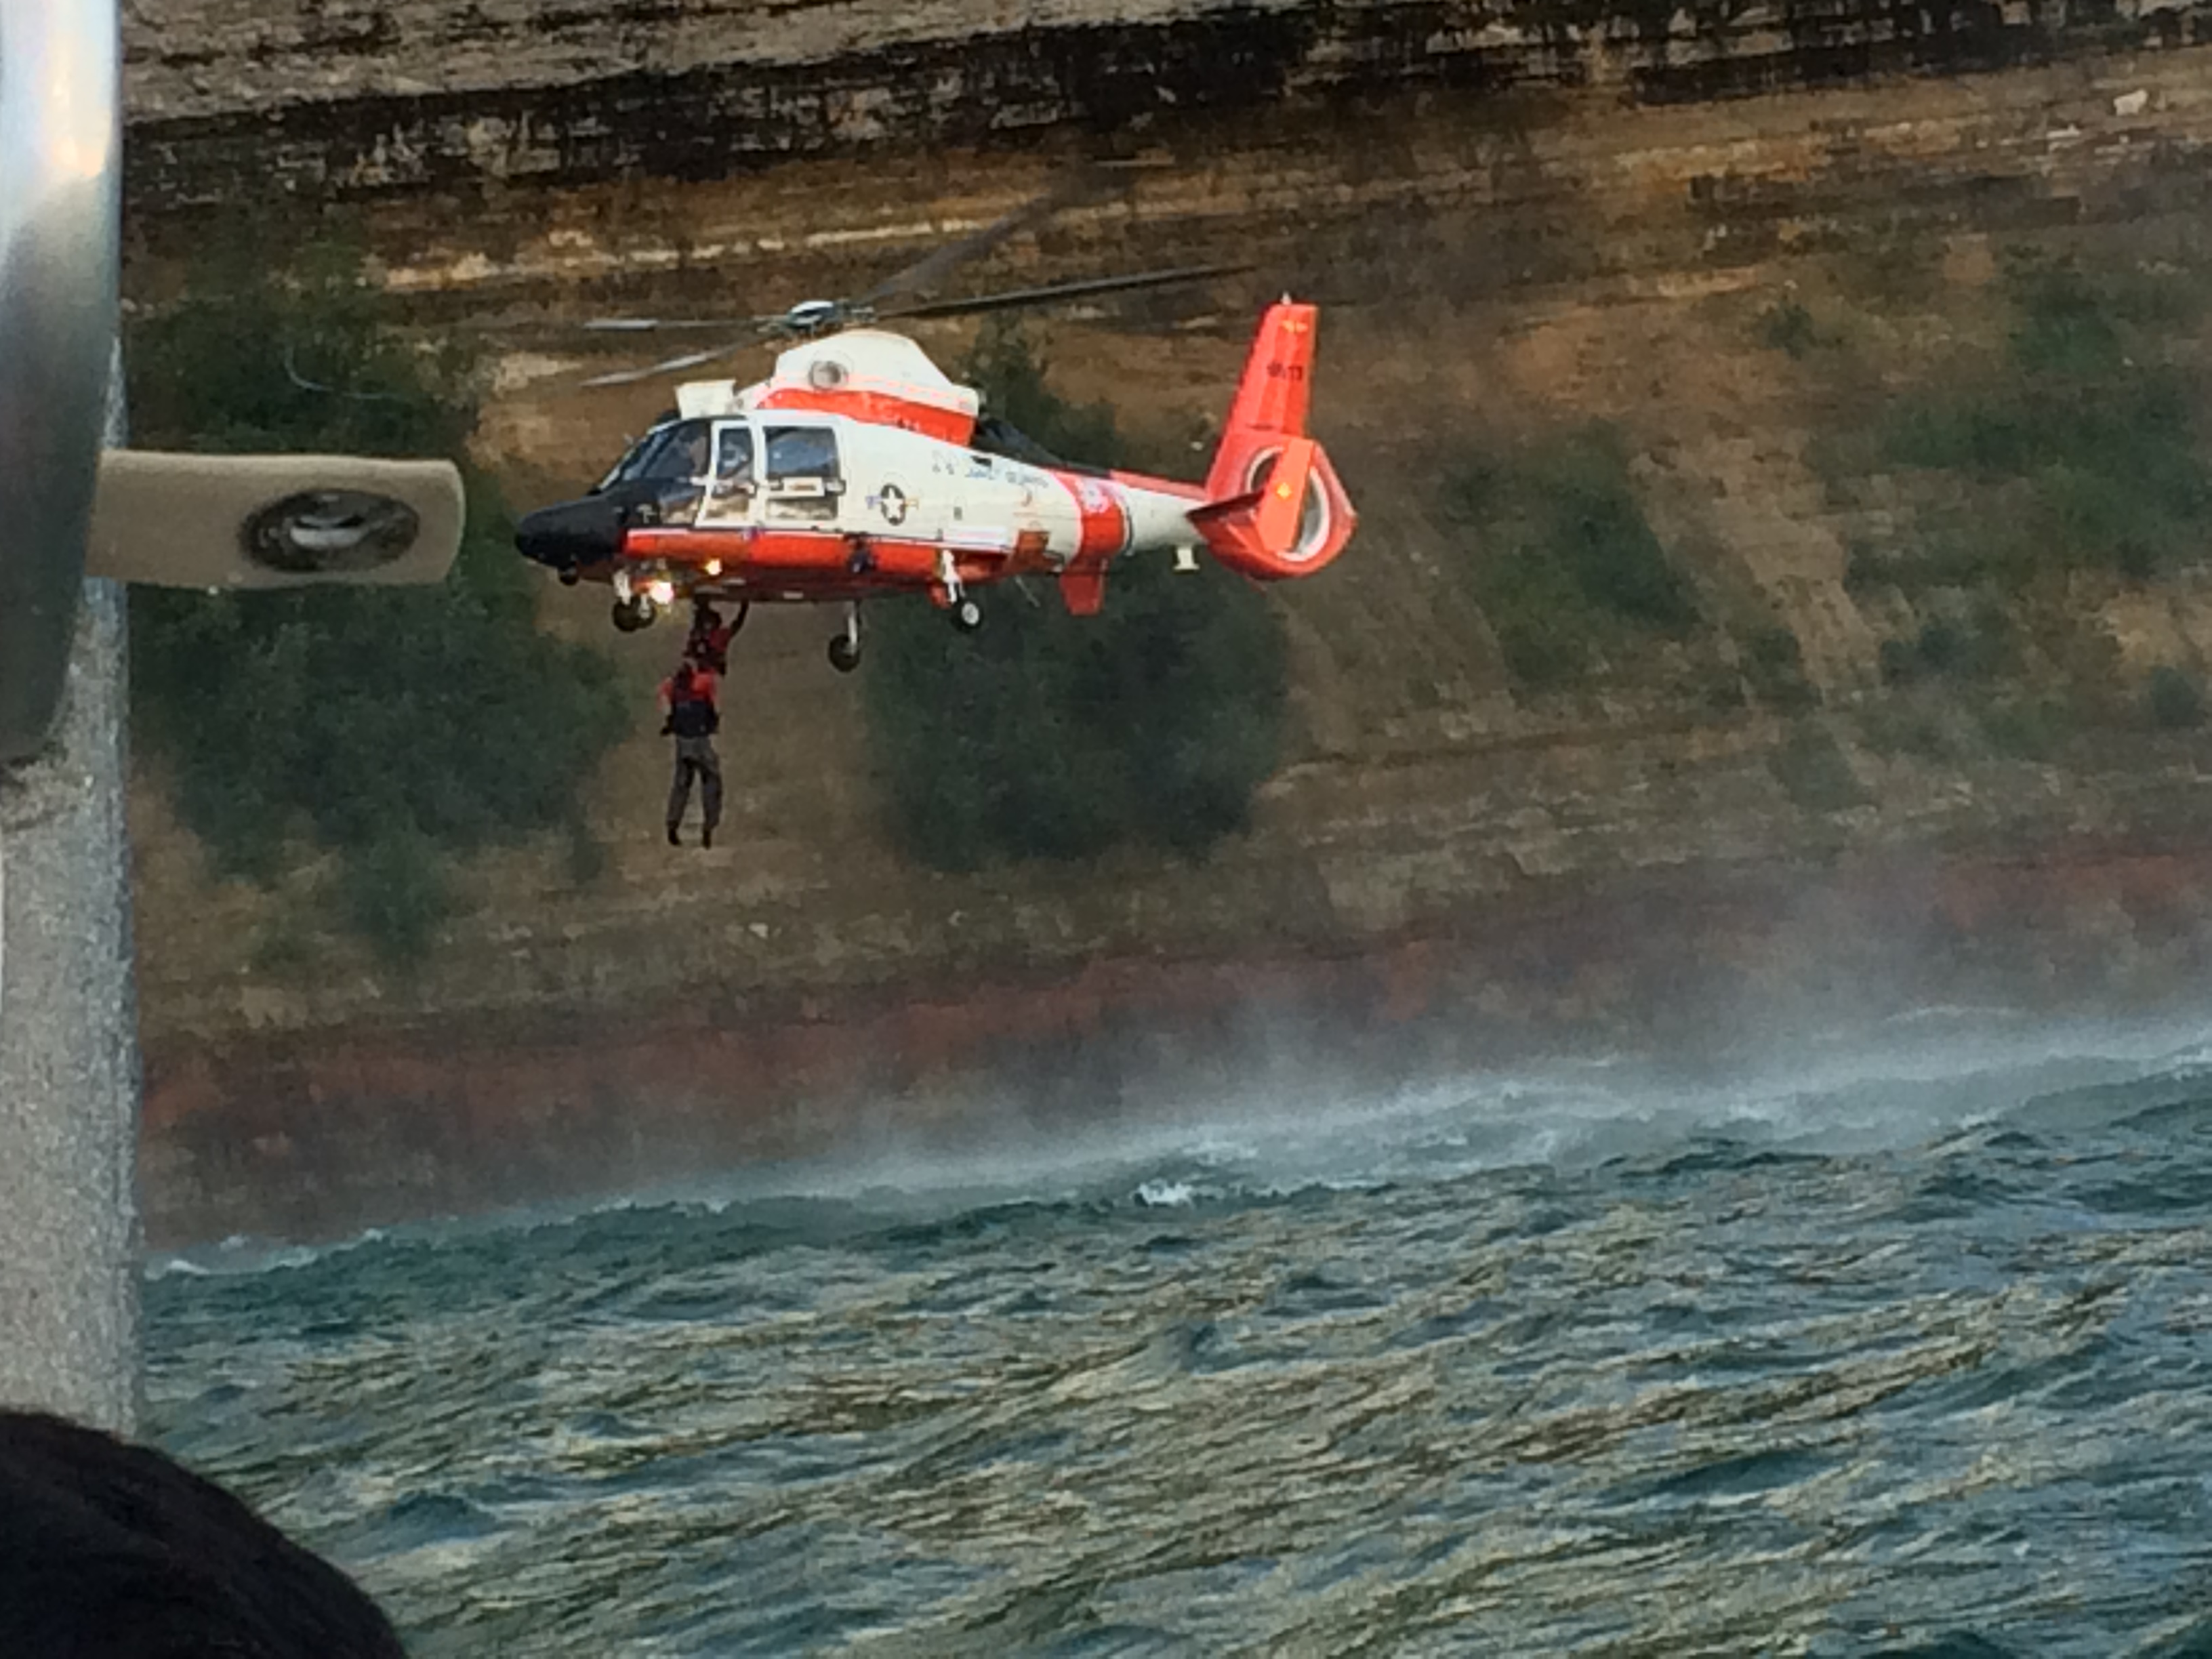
[139,1006,2212,1274]
[1134,1179,1198,1208]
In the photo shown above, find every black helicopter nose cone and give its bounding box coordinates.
[516,497,623,571]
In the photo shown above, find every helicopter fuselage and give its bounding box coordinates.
[521,408,1210,615]
[516,309,1355,665]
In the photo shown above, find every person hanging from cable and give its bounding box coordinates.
[660,653,723,848]
[685,600,744,674]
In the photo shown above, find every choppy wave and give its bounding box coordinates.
[143,1012,2212,1656]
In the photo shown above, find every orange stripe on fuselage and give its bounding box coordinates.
[752,386,976,445]
[619,526,1002,602]
[1055,472,1132,561]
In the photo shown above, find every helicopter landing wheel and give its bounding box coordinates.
[558,568,580,588]
[829,601,862,672]
[950,596,983,634]
[611,594,659,633]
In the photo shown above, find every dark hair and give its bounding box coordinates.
[0,1410,406,1658]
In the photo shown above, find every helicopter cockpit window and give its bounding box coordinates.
[762,425,842,524]
[598,419,712,495]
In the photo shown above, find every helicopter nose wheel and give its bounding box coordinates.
[558,568,580,587]
[937,551,983,635]
[612,594,659,633]
[828,603,863,672]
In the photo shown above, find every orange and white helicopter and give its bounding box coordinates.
[516,217,1356,672]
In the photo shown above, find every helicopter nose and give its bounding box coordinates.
[515,497,623,571]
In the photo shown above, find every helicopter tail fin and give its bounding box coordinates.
[1193,301,1355,579]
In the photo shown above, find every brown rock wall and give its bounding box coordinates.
[121,0,2212,213]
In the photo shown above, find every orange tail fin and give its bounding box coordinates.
[1194,301,1355,580]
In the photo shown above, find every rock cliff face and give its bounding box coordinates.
[123,0,2212,209]
[115,4,2212,1243]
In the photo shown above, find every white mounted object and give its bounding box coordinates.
[86,452,467,589]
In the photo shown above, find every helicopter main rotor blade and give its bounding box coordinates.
[582,306,802,335]
[580,340,753,388]
[853,172,1107,310]
[878,262,1253,323]
[582,317,768,333]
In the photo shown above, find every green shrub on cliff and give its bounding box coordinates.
[2147,665,2206,731]
[125,229,629,965]
[1758,298,1830,359]
[1976,692,2078,762]
[1439,422,1699,689]
[1866,256,2212,588]
[861,321,1290,870]
[1768,722,1868,813]
[1877,608,2014,687]
[1738,621,1819,712]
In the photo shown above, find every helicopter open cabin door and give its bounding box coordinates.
[699,420,757,527]
[760,423,844,528]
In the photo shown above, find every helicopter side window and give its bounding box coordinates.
[762,425,842,524]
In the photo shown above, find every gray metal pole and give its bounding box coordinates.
[0,0,140,1433]
[0,0,461,1435]
[0,569,141,1435]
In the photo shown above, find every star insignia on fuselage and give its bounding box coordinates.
[871,485,908,527]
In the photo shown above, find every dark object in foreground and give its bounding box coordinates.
[0,1409,403,1658]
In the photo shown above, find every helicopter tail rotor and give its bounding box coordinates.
[1188,300,1355,580]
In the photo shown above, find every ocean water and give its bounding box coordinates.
[145,1012,2212,1657]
